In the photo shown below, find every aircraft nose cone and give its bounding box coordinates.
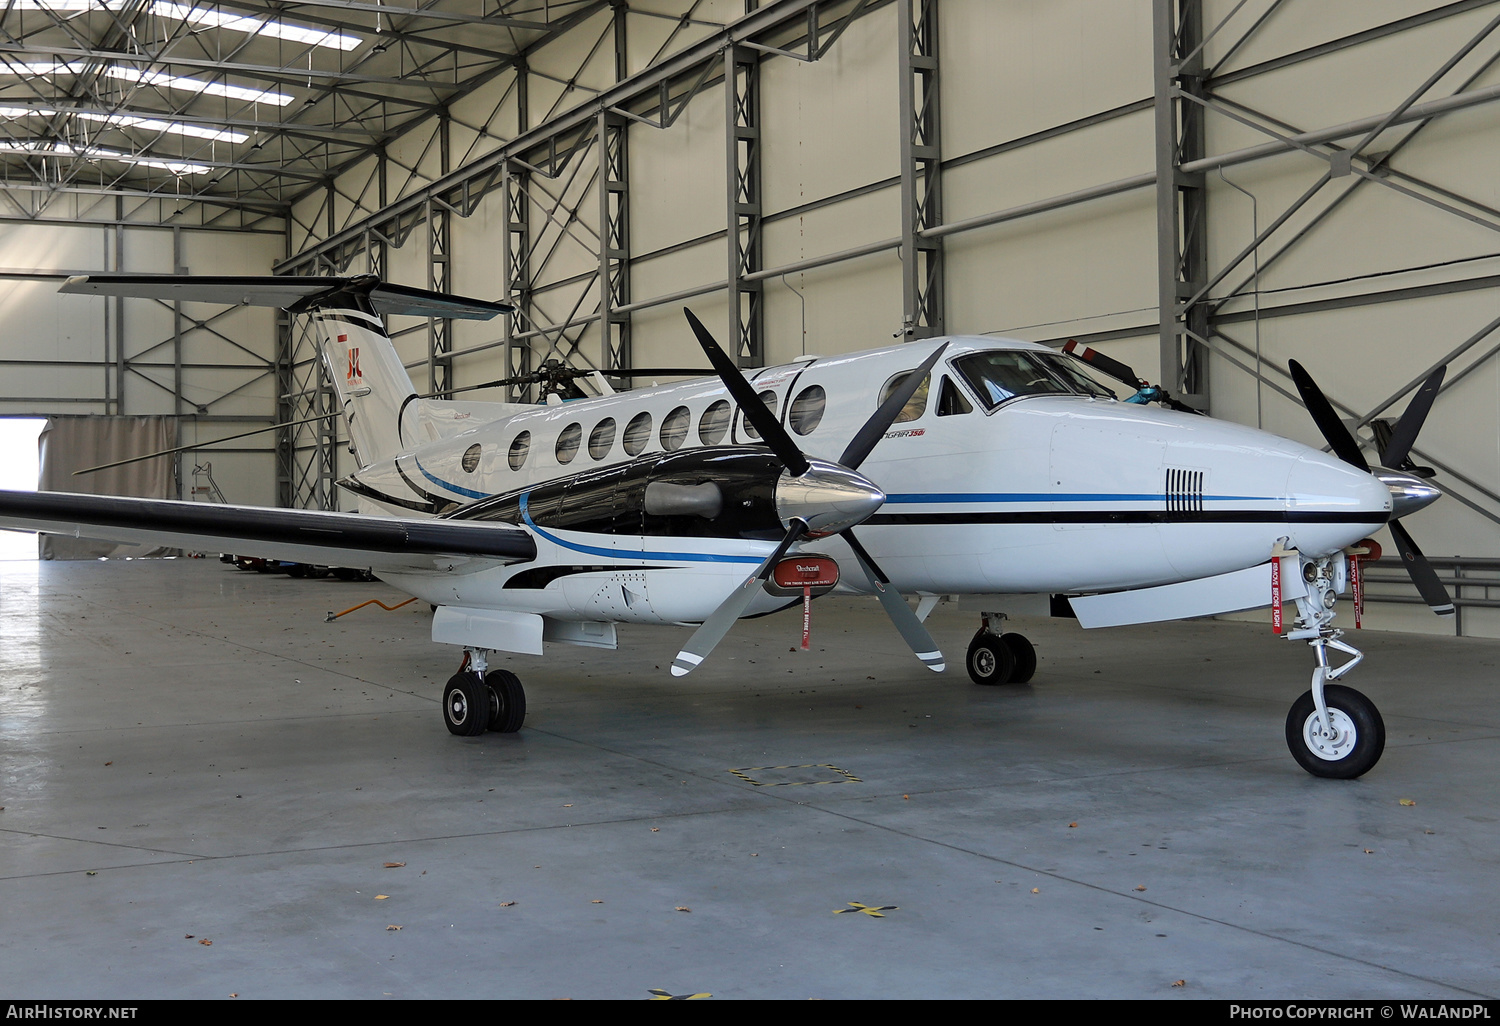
[1376,468,1443,519]
[775,461,886,534]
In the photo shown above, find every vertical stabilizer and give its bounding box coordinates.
[313,304,415,467]
[56,273,511,470]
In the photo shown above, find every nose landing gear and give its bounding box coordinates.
[442,649,527,736]
[1281,554,1385,778]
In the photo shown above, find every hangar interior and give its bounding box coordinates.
[1,0,1498,632]
[2,0,1500,1001]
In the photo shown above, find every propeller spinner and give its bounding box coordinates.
[1288,359,1454,616]
[670,309,949,677]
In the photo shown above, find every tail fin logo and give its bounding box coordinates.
[343,337,362,383]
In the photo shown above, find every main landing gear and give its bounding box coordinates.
[965,615,1037,686]
[1281,553,1385,779]
[442,648,527,737]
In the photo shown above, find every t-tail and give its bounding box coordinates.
[58,273,511,468]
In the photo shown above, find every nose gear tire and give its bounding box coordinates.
[443,670,490,737]
[1285,684,1385,779]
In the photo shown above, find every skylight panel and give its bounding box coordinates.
[0,62,293,106]
[6,2,363,51]
[0,104,247,142]
[0,138,212,174]
[153,3,362,51]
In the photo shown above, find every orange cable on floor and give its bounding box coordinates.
[325,596,418,622]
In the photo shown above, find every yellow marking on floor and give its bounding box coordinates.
[833,902,898,917]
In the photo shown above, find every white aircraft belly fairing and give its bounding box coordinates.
[0,273,1455,780]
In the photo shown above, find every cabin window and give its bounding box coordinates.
[937,376,972,417]
[741,389,779,440]
[461,444,482,473]
[699,400,731,444]
[623,412,652,456]
[789,385,826,435]
[508,432,530,470]
[589,418,617,460]
[879,371,931,423]
[556,423,582,464]
[660,406,691,451]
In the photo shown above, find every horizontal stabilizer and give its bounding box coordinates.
[0,489,535,573]
[59,274,511,320]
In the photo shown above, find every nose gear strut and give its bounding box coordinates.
[1277,550,1385,778]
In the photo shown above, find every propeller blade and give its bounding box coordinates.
[1287,360,1369,472]
[841,528,945,672]
[1388,520,1455,616]
[683,308,810,476]
[1062,339,1144,389]
[670,521,808,676]
[1379,365,1446,470]
[838,342,950,471]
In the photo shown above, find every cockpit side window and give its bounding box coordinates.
[937,375,972,416]
[951,351,1072,411]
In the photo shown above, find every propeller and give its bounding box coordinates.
[1061,339,1201,414]
[1287,359,1454,617]
[672,309,949,676]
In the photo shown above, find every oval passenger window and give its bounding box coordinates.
[461,443,482,473]
[788,385,826,435]
[556,423,581,464]
[741,390,779,440]
[660,406,690,451]
[699,400,730,445]
[508,432,530,470]
[589,418,616,460]
[623,411,652,456]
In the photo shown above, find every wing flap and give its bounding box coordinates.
[0,490,535,573]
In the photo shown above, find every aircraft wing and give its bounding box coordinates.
[0,490,535,574]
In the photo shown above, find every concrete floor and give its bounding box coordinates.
[1,558,1497,1000]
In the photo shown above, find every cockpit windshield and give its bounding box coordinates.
[951,350,1116,411]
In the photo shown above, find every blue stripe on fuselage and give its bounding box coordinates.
[884,492,1273,504]
[414,457,491,500]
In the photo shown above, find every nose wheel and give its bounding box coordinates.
[1285,683,1384,779]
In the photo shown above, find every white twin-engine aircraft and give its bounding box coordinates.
[0,274,1454,779]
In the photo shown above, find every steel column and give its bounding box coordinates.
[898,0,944,341]
[727,44,765,368]
[1154,0,1210,407]
[599,110,633,373]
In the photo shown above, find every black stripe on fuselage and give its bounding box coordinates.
[865,510,1390,526]
[504,564,686,590]
[340,476,442,514]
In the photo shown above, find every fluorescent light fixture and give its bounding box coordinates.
[0,103,247,142]
[5,2,362,51]
[0,138,212,174]
[0,62,293,106]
